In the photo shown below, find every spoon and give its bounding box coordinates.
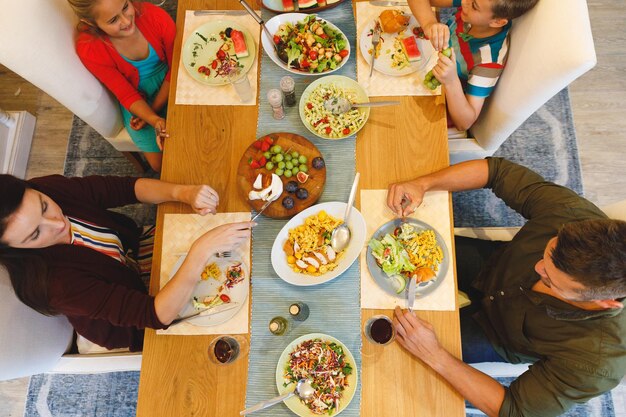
[331,172,360,252]
[323,97,400,115]
[240,379,315,415]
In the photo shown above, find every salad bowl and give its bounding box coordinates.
[261,13,350,76]
[366,218,449,298]
[276,333,358,417]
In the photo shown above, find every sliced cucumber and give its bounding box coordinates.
[390,275,407,294]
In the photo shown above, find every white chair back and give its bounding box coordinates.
[0,0,138,151]
[449,0,596,164]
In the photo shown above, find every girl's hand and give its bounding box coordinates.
[178,185,220,215]
[154,117,169,151]
[387,179,427,217]
[130,116,147,130]
[190,221,255,261]
[432,47,458,86]
[424,22,450,52]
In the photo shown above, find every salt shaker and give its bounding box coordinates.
[267,89,285,120]
[280,76,297,107]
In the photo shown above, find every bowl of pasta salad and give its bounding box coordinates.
[299,75,370,140]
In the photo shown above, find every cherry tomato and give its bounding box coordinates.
[300,58,310,68]
[320,33,328,39]
[211,59,218,69]
[309,50,318,60]
[342,127,351,135]
[325,126,332,134]
[217,49,226,60]
[306,103,313,110]
[197,66,207,73]
[220,294,231,303]
[273,35,281,45]
[338,49,349,58]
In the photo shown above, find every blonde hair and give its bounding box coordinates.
[66,0,140,32]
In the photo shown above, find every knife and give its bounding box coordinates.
[407,274,417,312]
[171,302,240,325]
[369,1,409,6]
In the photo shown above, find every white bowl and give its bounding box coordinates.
[299,75,370,140]
[261,13,350,76]
[271,201,366,286]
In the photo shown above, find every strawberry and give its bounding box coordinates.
[252,140,263,150]
[249,158,261,169]
[261,141,270,152]
[259,156,267,166]
[263,136,274,145]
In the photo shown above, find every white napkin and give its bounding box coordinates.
[175,11,260,106]
[157,212,251,335]
[360,190,456,311]
[355,2,441,97]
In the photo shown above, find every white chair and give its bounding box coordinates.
[0,0,142,156]
[449,0,596,164]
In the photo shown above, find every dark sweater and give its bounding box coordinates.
[29,175,167,351]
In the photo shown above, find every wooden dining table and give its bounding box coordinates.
[137,0,465,416]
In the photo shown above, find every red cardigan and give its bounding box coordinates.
[75,2,176,110]
[29,175,168,351]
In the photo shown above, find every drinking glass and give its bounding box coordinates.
[208,335,241,365]
[228,69,253,103]
[363,315,396,346]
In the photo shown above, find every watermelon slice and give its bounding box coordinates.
[326,0,340,4]
[317,0,327,5]
[282,0,294,11]
[401,36,421,62]
[231,30,249,59]
[299,0,318,8]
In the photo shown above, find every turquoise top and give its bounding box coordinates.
[121,44,163,78]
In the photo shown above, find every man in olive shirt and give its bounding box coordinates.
[386,157,626,417]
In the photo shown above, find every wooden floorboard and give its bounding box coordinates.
[0,0,625,414]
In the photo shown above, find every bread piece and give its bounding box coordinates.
[378,10,410,33]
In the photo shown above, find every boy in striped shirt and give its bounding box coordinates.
[408,0,539,131]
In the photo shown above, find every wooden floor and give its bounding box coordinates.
[0,1,624,415]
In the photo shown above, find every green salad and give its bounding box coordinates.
[272,15,349,73]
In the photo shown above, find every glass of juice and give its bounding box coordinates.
[209,336,241,365]
[364,315,395,346]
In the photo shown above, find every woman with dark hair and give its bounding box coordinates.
[0,174,253,352]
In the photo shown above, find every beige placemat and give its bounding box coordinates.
[175,11,260,106]
[158,212,251,335]
[355,2,441,97]
[360,190,456,311]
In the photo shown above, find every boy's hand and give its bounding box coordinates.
[424,22,450,52]
[432,47,458,86]
[130,116,147,131]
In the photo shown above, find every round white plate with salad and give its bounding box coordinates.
[261,13,350,76]
[169,255,249,326]
[359,15,436,76]
[366,218,449,298]
[299,75,370,140]
[182,20,256,86]
[275,333,358,417]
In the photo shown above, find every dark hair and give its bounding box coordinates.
[0,174,55,315]
[551,219,626,300]
[491,0,540,20]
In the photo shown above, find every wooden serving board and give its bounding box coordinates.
[236,132,326,219]
[261,0,347,15]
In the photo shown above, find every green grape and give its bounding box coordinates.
[263,151,271,159]
[278,161,286,169]
[275,153,284,162]
[442,47,452,58]
[284,170,293,178]
[291,151,299,159]
[292,166,299,174]
[271,145,282,154]
[265,161,274,170]
[285,154,292,161]
[299,165,308,173]
[285,161,294,170]
[275,168,284,176]
[298,155,307,164]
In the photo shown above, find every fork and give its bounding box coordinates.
[370,23,381,78]
[216,251,232,258]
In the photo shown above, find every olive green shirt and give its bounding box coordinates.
[473,158,625,417]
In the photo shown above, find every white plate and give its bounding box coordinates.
[271,201,366,286]
[275,333,358,417]
[261,13,350,76]
[182,20,256,86]
[359,15,436,76]
[169,255,249,326]
[299,75,370,140]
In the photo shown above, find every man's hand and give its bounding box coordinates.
[424,22,450,51]
[387,179,428,217]
[178,185,220,215]
[432,47,458,86]
[393,306,445,366]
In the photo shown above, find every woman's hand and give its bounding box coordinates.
[189,221,255,262]
[424,22,450,52]
[387,178,428,217]
[393,306,444,366]
[432,47,458,86]
[177,185,220,215]
[130,116,147,130]
[153,117,169,151]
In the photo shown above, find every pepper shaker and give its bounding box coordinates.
[280,76,297,107]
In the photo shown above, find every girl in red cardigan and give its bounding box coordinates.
[69,0,176,172]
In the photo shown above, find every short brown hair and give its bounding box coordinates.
[491,0,540,20]
[551,219,626,300]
